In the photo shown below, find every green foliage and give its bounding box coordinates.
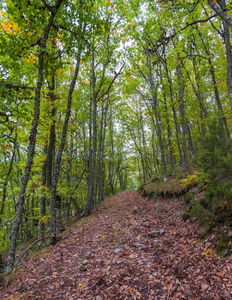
[199,122,232,202]
[215,234,232,255]
[188,201,214,226]
[183,122,232,241]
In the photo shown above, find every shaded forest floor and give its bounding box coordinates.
[0,191,232,299]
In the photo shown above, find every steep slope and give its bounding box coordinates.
[0,191,231,299]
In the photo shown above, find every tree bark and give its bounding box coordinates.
[147,52,168,182]
[50,44,82,244]
[220,0,232,115]
[83,51,97,216]
[6,0,64,274]
[176,61,195,159]
[208,0,232,28]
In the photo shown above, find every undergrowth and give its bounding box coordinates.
[138,123,232,256]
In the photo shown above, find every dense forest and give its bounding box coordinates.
[0,0,232,276]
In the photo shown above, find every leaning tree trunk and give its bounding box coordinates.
[50,46,82,245]
[147,51,168,182]
[6,0,64,274]
[176,61,195,159]
[0,143,16,225]
[83,51,98,216]
[164,62,186,178]
[159,68,175,175]
[198,29,231,143]
[220,0,232,116]
[208,0,232,28]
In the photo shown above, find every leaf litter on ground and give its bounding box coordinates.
[0,191,232,299]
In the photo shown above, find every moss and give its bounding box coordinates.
[184,192,193,204]
[228,221,232,227]
[215,234,232,254]
[215,213,225,223]
[189,201,214,225]
[182,212,190,221]
[199,225,211,239]
[138,176,193,199]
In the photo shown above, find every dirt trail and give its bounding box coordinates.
[0,191,231,299]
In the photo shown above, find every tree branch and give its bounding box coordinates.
[208,0,232,28]
[0,83,36,91]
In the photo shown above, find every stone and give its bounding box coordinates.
[222,249,230,257]
[114,246,125,254]
[124,276,132,281]
[116,260,122,265]
[148,230,165,237]
[102,268,109,273]
[82,259,88,265]
[95,296,103,300]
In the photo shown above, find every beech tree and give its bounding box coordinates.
[1,0,232,275]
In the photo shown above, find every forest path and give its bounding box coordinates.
[1,191,232,299]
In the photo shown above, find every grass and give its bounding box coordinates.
[138,176,195,199]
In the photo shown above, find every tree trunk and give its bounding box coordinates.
[50,44,82,244]
[6,0,64,274]
[0,146,15,224]
[220,0,232,116]
[39,152,47,239]
[176,61,195,159]
[83,51,97,216]
[198,29,231,143]
[147,52,168,182]
[208,0,232,28]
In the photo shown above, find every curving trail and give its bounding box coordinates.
[0,191,232,299]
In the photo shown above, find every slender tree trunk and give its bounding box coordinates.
[198,29,231,143]
[39,152,47,239]
[164,62,186,178]
[0,146,15,224]
[176,61,195,159]
[46,78,56,190]
[6,1,64,274]
[50,44,82,244]
[83,51,97,216]
[152,129,158,175]
[220,0,232,116]
[147,52,168,182]
[208,0,232,28]
[164,93,176,175]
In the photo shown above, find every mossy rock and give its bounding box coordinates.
[184,187,202,204]
[215,234,232,254]
[199,225,211,239]
[184,192,193,204]
[189,201,214,225]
